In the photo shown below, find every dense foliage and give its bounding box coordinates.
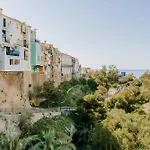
[0,114,76,150]
[33,78,97,107]
[1,65,150,150]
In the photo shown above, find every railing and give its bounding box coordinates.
[0,107,76,115]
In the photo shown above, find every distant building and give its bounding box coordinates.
[72,57,80,79]
[61,53,73,82]
[50,47,62,86]
[40,41,52,75]
[81,67,91,74]
[90,70,95,77]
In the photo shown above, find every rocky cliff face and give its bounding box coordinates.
[0,71,49,110]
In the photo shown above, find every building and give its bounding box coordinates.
[50,47,61,86]
[13,19,31,71]
[72,57,80,79]
[81,67,91,78]
[61,53,73,81]
[0,8,82,86]
[0,8,31,71]
[40,41,52,75]
[30,29,43,73]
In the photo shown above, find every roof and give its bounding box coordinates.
[61,52,72,57]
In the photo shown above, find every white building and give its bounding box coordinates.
[72,57,80,78]
[0,8,31,71]
[61,53,73,81]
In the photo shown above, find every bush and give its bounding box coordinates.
[87,78,98,91]
[33,80,63,107]
[18,110,33,134]
[69,78,81,86]
[0,133,9,150]
[79,78,87,85]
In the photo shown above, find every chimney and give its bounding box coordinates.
[0,8,3,14]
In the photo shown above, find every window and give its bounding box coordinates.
[6,47,19,56]
[2,30,6,42]
[3,18,6,27]
[24,50,28,60]
[9,59,20,65]
[23,40,27,47]
[10,59,13,65]
[14,59,20,65]
[41,56,43,61]
[58,58,61,63]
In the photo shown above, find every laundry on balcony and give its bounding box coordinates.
[6,47,19,56]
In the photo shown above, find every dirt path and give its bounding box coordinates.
[108,88,117,96]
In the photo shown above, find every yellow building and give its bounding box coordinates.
[50,47,62,86]
[40,41,52,76]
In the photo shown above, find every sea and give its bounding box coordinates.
[119,70,150,78]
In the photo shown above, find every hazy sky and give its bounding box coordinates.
[0,0,150,69]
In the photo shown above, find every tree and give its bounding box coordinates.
[71,94,106,149]
[106,84,150,113]
[18,110,34,135]
[87,78,98,91]
[93,109,150,150]
[0,133,10,150]
[95,86,107,101]
[33,80,63,107]
[79,78,87,85]
[0,115,76,150]
[106,65,120,85]
[91,123,121,150]
[94,65,120,89]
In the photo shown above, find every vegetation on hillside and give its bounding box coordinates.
[1,65,150,150]
[33,77,97,107]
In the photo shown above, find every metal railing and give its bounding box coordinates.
[0,107,76,115]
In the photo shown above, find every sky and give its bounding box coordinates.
[0,0,150,70]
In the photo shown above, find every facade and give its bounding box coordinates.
[13,19,31,71]
[61,53,73,81]
[40,41,52,75]
[0,8,31,71]
[50,47,62,86]
[0,8,82,86]
[72,57,81,79]
[30,29,43,73]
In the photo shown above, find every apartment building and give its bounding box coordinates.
[0,8,81,86]
[30,29,43,73]
[61,53,73,81]
[72,57,81,79]
[50,47,62,86]
[0,8,31,71]
[40,41,52,75]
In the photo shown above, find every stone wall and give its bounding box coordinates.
[32,72,48,86]
[0,72,26,110]
[0,71,49,110]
